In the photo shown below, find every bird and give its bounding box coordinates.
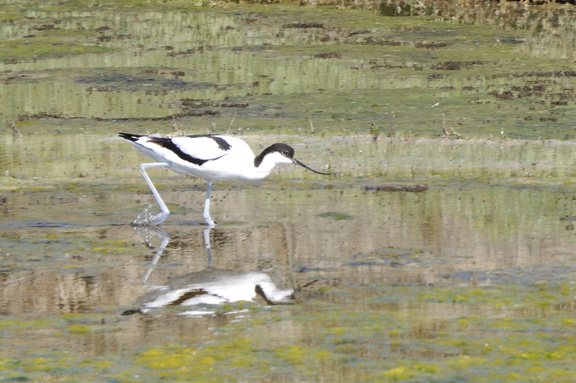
[119,132,332,226]
[134,269,296,316]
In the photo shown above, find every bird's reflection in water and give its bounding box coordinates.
[124,226,304,317]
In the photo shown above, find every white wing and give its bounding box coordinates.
[169,135,232,162]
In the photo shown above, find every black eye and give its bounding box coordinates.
[283,150,289,155]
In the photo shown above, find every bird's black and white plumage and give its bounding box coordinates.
[134,269,295,317]
[119,133,331,226]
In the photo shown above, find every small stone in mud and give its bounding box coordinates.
[284,22,324,29]
[313,52,342,59]
[363,184,428,192]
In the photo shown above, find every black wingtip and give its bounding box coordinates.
[118,132,141,142]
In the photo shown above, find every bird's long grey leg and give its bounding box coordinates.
[203,181,216,227]
[135,162,171,226]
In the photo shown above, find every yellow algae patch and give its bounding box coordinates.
[24,357,76,373]
[131,338,337,382]
[68,324,91,333]
[445,355,488,370]
[273,344,307,365]
[136,346,199,370]
[273,344,334,367]
[78,359,115,370]
[380,365,414,381]
[413,363,440,374]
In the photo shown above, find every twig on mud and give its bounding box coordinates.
[441,113,461,138]
[388,111,396,137]
[10,122,23,142]
[370,122,379,141]
[171,117,185,135]
[225,113,237,134]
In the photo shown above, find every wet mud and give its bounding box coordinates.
[2,1,576,382]
[3,130,576,381]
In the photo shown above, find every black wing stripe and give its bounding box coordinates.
[180,135,231,151]
[149,137,211,166]
[120,133,230,166]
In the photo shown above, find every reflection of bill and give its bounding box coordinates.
[123,226,316,317]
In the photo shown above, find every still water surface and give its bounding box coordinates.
[2,130,576,381]
[2,1,576,381]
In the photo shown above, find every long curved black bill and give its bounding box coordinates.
[293,158,333,175]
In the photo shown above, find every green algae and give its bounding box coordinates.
[4,125,576,194]
[1,3,576,139]
[2,2,576,382]
[132,339,338,382]
[318,211,355,220]
[0,278,575,382]
[126,296,576,382]
[0,36,112,62]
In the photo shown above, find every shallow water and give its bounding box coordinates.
[2,1,576,381]
[2,130,576,381]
